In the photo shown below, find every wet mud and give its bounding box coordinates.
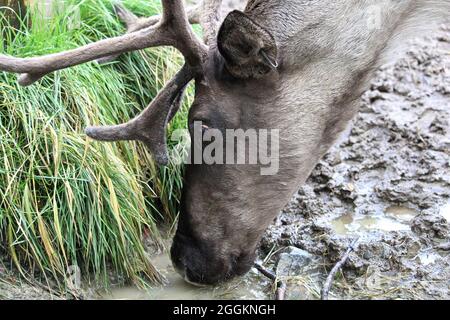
[260,25,450,300]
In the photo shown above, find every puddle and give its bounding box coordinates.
[385,206,418,221]
[417,251,441,266]
[331,206,418,235]
[98,254,270,300]
[440,201,450,222]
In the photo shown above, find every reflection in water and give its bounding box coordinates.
[385,206,418,221]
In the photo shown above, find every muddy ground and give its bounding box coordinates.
[0,254,57,300]
[260,25,450,300]
[1,13,449,301]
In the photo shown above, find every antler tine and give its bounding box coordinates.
[85,64,193,165]
[114,2,139,30]
[160,0,207,67]
[117,1,202,32]
[199,0,224,45]
[0,0,207,86]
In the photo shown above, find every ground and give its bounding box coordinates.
[260,25,450,300]
[1,9,449,301]
[0,254,57,300]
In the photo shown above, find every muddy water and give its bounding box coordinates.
[98,253,271,300]
[330,206,418,235]
[440,201,450,222]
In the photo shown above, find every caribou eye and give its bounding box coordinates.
[201,124,210,133]
[189,121,211,133]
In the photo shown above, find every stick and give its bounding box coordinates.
[321,238,360,300]
[254,263,286,301]
[276,281,287,300]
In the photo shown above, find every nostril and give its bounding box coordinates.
[170,236,236,285]
[171,254,185,270]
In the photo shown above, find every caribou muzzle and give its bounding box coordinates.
[170,230,255,286]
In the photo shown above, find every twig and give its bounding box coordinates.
[436,242,450,251]
[254,263,286,300]
[321,237,360,300]
[254,263,276,280]
[276,281,287,300]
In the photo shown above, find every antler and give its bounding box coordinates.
[98,0,223,64]
[98,2,203,64]
[97,0,222,64]
[199,0,223,45]
[86,64,193,165]
[0,0,207,86]
[0,0,227,165]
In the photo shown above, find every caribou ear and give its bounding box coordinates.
[217,10,278,79]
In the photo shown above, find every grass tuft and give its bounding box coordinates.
[0,0,190,291]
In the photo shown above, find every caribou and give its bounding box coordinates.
[0,0,449,285]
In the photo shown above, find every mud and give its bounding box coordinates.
[0,253,58,300]
[260,25,450,300]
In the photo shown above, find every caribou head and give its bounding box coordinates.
[1,0,449,285]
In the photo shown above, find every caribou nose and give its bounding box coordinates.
[170,234,233,285]
[171,259,208,288]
